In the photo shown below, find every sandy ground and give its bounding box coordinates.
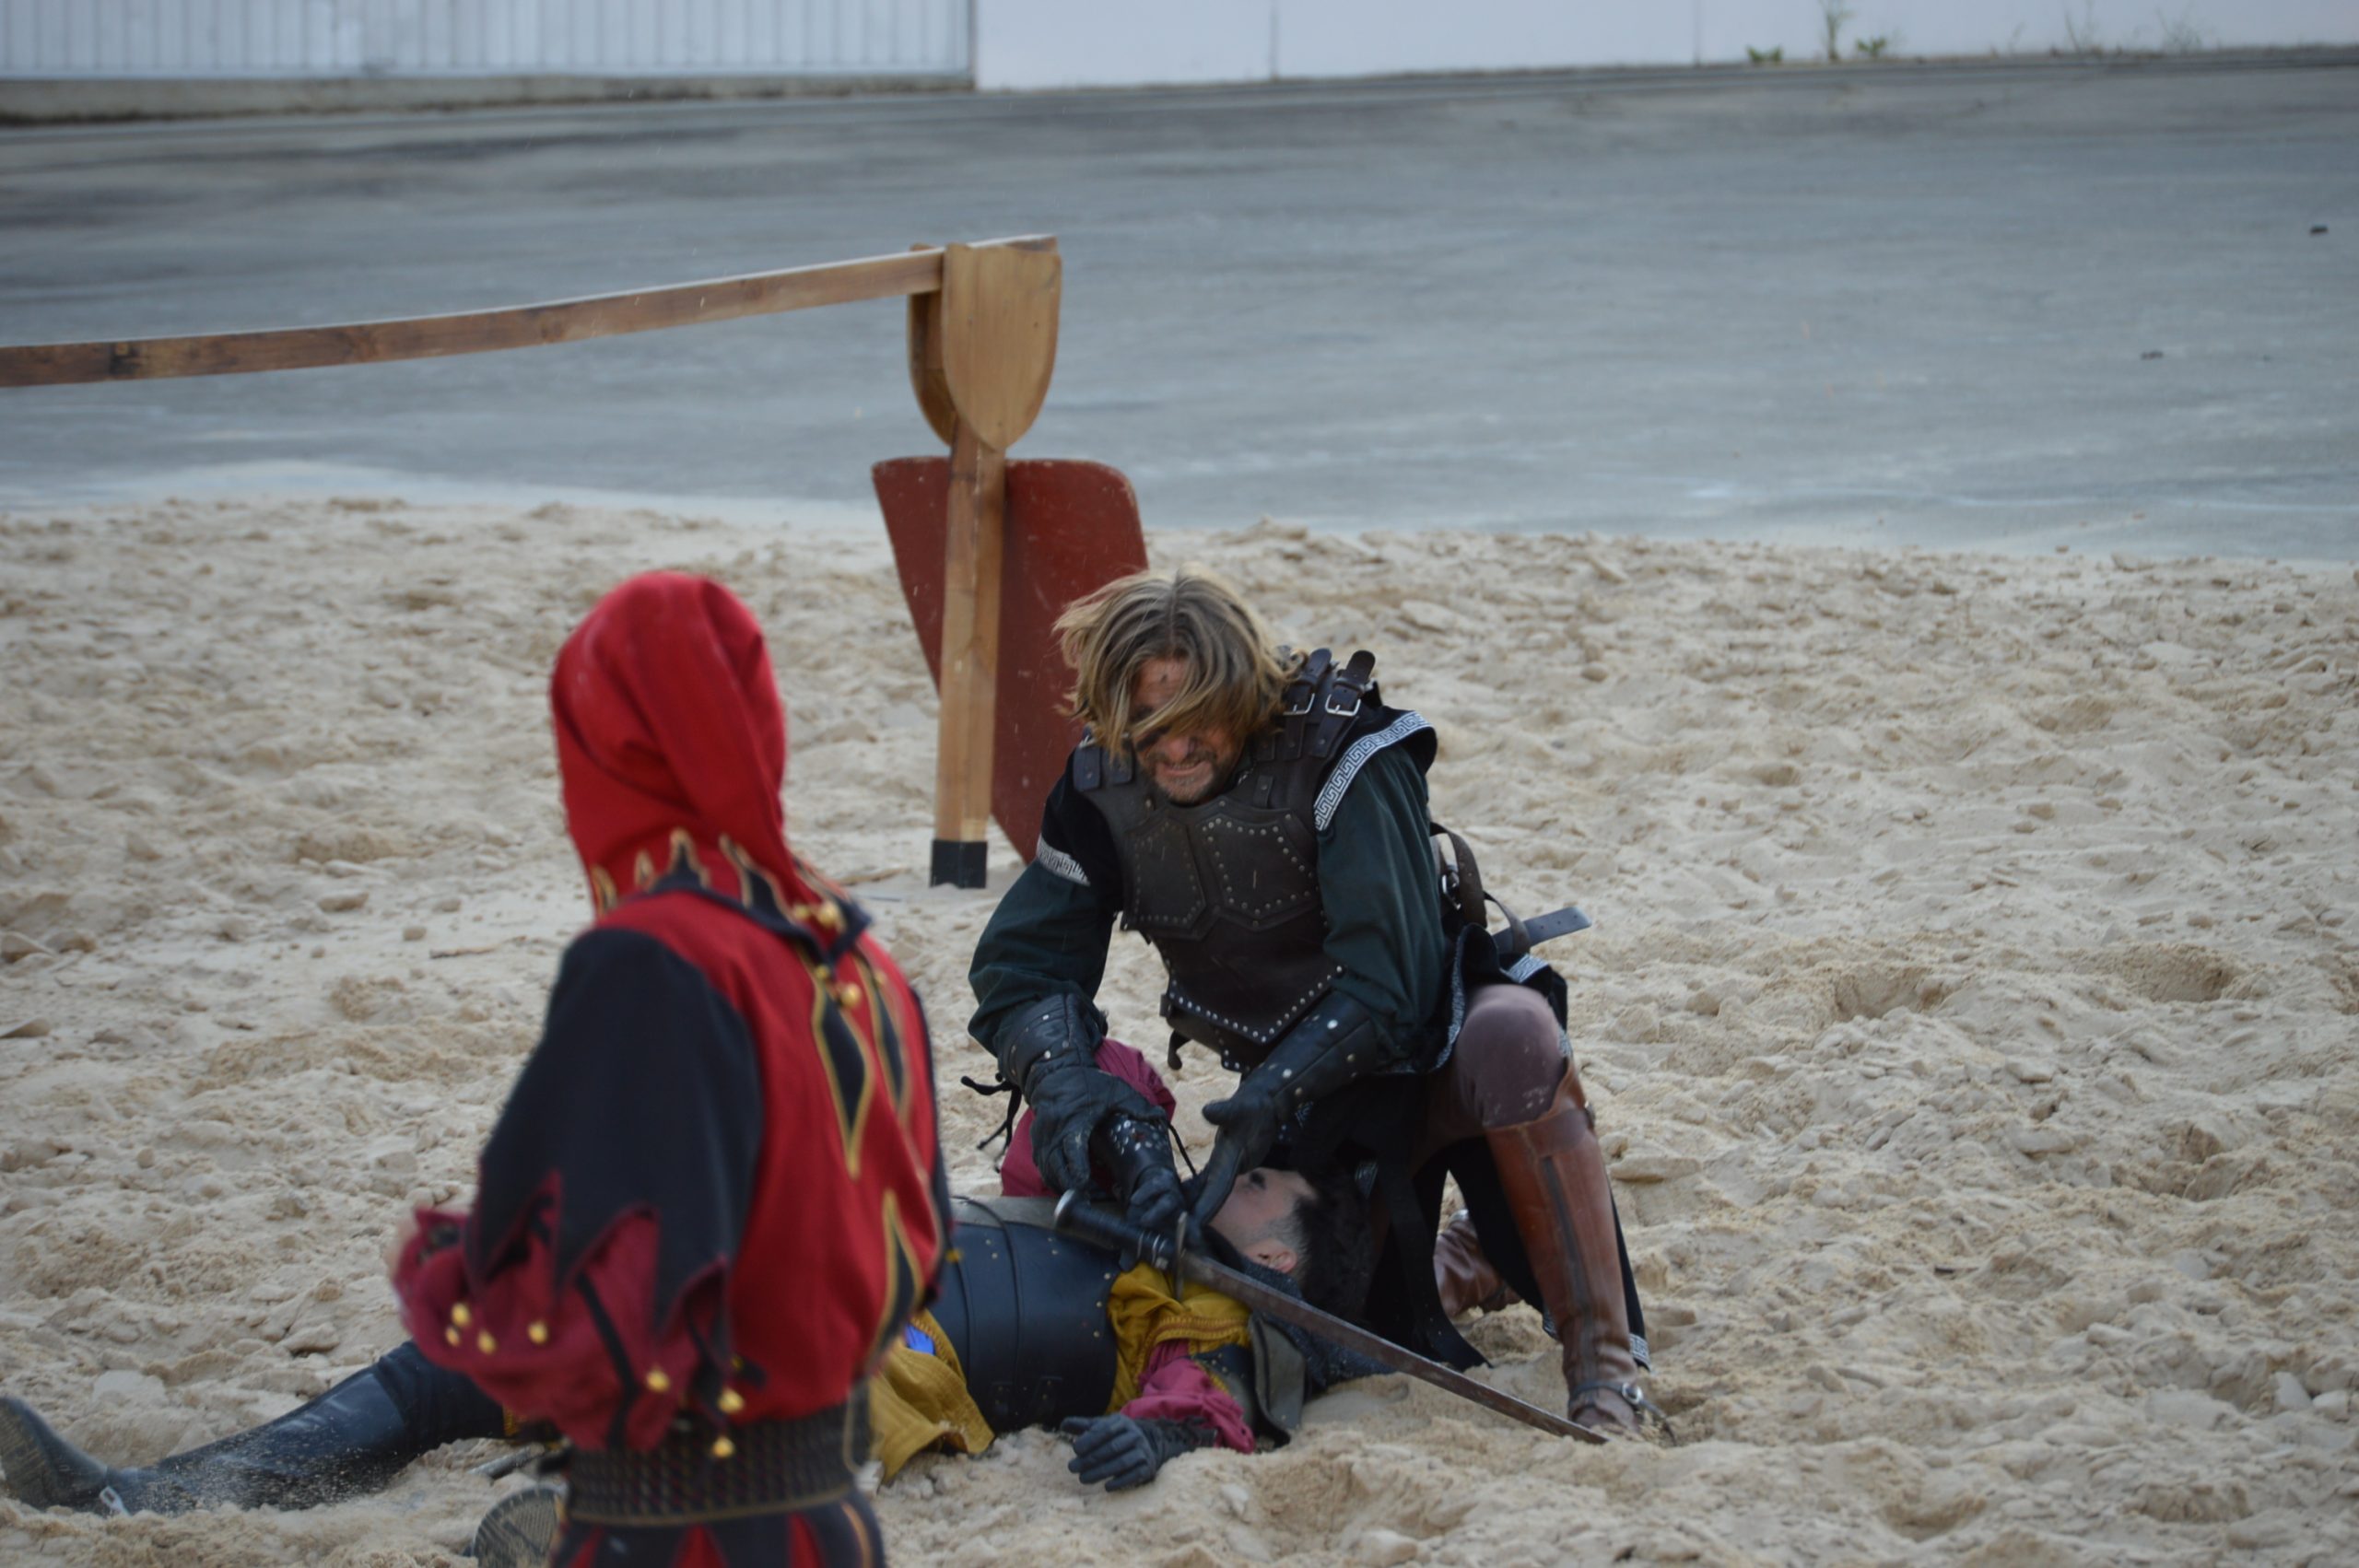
[0,496,2354,1567]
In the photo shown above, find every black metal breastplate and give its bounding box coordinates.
[1074,650,1380,1071]
[926,1197,1122,1433]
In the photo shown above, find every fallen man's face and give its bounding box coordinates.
[1203,1165,1317,1275]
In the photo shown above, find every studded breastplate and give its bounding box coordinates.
[1074,650,1379,1071]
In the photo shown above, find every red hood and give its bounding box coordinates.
[550,572,823,917]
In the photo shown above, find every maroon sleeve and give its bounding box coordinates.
[1121,1345,1254,1454]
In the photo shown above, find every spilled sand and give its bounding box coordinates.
[0,496,2354,1567]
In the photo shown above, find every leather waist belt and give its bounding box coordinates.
[565,1397,868,1526]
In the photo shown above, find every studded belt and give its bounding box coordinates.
[564,1397,868,1526]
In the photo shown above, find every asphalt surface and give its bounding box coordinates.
[2,56,2354,560]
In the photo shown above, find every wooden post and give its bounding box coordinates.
[931,423,1008,887]
[921,240,1062,886]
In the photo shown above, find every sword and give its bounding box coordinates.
[1051,1191,1604,1445]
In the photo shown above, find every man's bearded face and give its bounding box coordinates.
[1129,656,1243,805]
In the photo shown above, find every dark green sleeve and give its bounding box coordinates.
[1317,744,1448,1046]
[966,860,1119,1054]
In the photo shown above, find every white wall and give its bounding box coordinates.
[975,0,2359,90]
[0,0,969,77]
[1278,1,1691,78]
[975,0,1273,89]
[8,2,2352,87]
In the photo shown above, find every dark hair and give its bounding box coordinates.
[1276,1164,1378,1320]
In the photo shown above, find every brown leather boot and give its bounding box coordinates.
[1485,1066,1645,1437]
[1433,1210,1518,1318]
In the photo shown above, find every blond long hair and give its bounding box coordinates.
[1055,568,1299,758]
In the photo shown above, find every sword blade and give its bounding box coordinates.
[1174,1250,1605,1445]
[1051,1194,1602,1445]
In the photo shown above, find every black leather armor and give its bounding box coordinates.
[1074,649,1426,1071]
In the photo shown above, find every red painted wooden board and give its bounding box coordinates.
[874,457,1148,863]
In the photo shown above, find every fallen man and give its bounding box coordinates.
[0,1056,1376,1518]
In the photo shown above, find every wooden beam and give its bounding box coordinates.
[938,240,1062,451]
[905,278,958,449]
[0,235,1057,388]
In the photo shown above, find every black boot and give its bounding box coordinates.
[0,1344,506,1515]
[471,1482,566,1568]
[0,1395,115,1511]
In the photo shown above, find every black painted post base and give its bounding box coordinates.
[930,838,989,889]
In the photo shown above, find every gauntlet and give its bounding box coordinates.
[993,991,1167,1199]
[1191,990,1402,1224]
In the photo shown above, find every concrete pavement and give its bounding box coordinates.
[1,55,2353,560]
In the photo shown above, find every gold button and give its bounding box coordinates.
[475,1331,498,1353]
[710,1436,736,1459]
[444,1326,462,1347]
[836,982,863,1007]
[527,1321,549,1345]
[789,904,816,921]
[451,1303,472,1328]
[719,1389,745,1415]
[645,1368,672,1394]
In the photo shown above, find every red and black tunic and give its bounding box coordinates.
[394,573,948,1566]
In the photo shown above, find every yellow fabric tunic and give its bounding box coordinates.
[867,1263,1252,1479]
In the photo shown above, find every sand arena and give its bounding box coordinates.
[1,497,2354,1565]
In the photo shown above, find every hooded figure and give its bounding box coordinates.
[394,571,950,1564]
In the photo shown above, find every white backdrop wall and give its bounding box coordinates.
[5,2,2352,87]
[976,1,2359,91]
[0,0,969,76]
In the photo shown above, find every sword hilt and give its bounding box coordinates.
[1051,1191,1179,1273]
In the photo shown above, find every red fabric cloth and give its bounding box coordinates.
[396,572,947,1455]
[1125,1346,1256,1455]
[997,1036,1176,1199]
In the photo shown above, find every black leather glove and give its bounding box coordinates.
[993,992,1166,1198]
[1191,991,1398,1228]
[1095,1113,1186,1267]
[1023,1058,1141,1196]
[1059,1413,1208,1492]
